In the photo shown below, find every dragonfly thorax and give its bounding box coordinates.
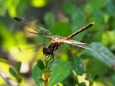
[43,39,62,56]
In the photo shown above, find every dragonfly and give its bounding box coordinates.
[14,17,95,64]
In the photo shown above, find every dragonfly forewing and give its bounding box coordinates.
[14,17,52,37]
[37,26,52,36]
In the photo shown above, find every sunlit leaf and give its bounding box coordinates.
[48,60,71,86]
[78,74,89,86]
[31,0,47,7]
[0,23,16,50]
[102,31,115,45]
[7,0,20,17]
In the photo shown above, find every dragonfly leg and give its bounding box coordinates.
[44,55,50,68]
[44,53,54,68]
[48,53,54,68]
[44,55,50,62]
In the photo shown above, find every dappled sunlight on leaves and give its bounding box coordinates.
[92,81,104,86]
[31,0,47,7]
[102,31,115,45]
[0,0,115,85]
[7,0,20,17]
[78,73,89,86]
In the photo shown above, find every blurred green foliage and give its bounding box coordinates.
[0,0,115,86]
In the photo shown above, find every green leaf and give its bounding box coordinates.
[37,59,45,71]
[0,0,7,16]
[7,0,20,17]
[17,76,22,83]
[88,0,108,9]
[106,1,115,17]
[32,64,44,86]
[92,9,104,23]
[111,73,115,85]
[44,12,55,27]
[9,67,17,77]
[9,65,22,83]
[64,2,90,41]
[88,42,115,67]
[63,1,76,16]
[16,61,21,72]
[84,0,108,14]
[48,60,71,86]
[72,57,84,75]
[16,0,28,16]
[86,58,107,79]
[51,22,71,36]
[70,9,87,41]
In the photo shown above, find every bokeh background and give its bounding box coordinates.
[0,0,115,86]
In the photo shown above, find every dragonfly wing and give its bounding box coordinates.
[37,26,52,36]
[14,17,52,36]
[63,39,95,51]
[46,35,65,39]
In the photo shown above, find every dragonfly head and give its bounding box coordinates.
[43,47,53,56]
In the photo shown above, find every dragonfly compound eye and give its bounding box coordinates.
[43,47,52,55]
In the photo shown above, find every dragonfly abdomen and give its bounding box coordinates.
[67,22,95,39]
